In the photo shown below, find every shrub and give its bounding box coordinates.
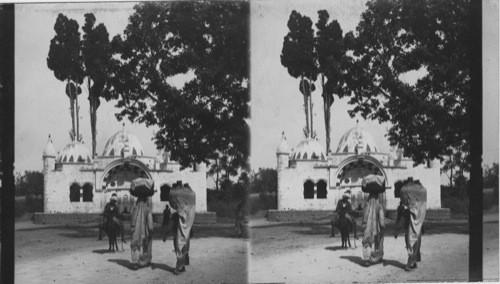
[249,192,277,214]
[14,195,43,217]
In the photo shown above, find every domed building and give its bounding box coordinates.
[40,127,211,222]
[273,123,446,220]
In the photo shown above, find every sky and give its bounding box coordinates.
[250,0,499,173]
[15,2,155,174]
[14,1,499,182]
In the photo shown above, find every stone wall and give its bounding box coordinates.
[277,158,443,212]
[44,159,208,214]
[44,164,100,213]
[33,211,217,225]
[278,162,332,210]
[268,208,450,222]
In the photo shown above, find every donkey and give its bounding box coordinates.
[331,212,358,249]
[104,216,122,252]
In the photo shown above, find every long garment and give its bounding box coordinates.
[362,193,385,263]
[173,204,195,270]
[130,199,154,266]
[235,202,247,237]
[335,199,355,228]
[399,199,426,267]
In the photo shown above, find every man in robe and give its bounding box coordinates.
[129,179,155,269]
[333,191,357,236]
[235,199,248,238]
[169,182,196,275]
[362,192,385,266]
[394,180,427,271]
[99,193,125,243]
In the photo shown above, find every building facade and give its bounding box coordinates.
[276,124,442,212]
[42,128,207,215]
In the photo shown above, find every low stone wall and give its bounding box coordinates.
[268,208,451,222]
[33,211,217,226]
[152,212,217,225]
[267,210,364,222]
[33,213,102,226]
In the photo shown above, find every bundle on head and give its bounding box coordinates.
[361,174,385,194]
[169,184,196,211]
[400,179,427,205]
[130,178,155,197]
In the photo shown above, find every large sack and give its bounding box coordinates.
[361,174,385,193]
[130,178,155,197]
[400,180,427,204]
[169,185,196,211]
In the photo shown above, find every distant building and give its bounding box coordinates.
[42,127,207,215]
[275,123,442,212]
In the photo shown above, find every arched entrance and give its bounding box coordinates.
[334,155,388,210]
[101,159,152,210]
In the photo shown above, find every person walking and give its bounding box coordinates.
[235,199,248,238]
[129,178,155,269]
[169,182,196,275]
[394,179,427,271]
[361,192,385,267]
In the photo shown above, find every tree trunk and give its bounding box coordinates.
[322,75,331,154]
[75,81,80,142]
[89,78,97,158]
[215,159,219,191]
[68,80,76,141]
[309,78,313,137]
[300,76,310,138]
[450,154,454,188]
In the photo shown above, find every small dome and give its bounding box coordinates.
[336,125,378,154]
[102,129,144,157]
[290,138,326,160]
[276,132,290,154]
[43,135,56,157]
[57,142,92,163]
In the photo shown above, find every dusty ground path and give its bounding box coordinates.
[483,211,499,281]
[249,217,477,283]
[15,221,248,284]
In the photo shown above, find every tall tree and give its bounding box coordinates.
[47,13,84,142]
[281,11,318,138]
[343,0,470,165]
[107,2,249,168]
[315,10,347,153]
[81,13,112,157]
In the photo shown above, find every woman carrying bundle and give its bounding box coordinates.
[169,182,196,275]
[361,174,386,267]
[394,178,427,271]
[129,178,155,269]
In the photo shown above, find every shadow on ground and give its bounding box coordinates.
[339,255,407,270]
[325,246,355,251]
[151,262,176,273]
[92,249,112,254]
[108,259,140,270]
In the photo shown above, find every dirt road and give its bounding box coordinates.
[248,215,497,283]
[15,221,248,284]
[14,213,498,283]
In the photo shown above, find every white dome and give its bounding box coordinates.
[336,125,378,154]
[43,135,56,157]
[290,138,326,161]
[57,142,92,163]
[276,132,290,154]
[102,130,144,157]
